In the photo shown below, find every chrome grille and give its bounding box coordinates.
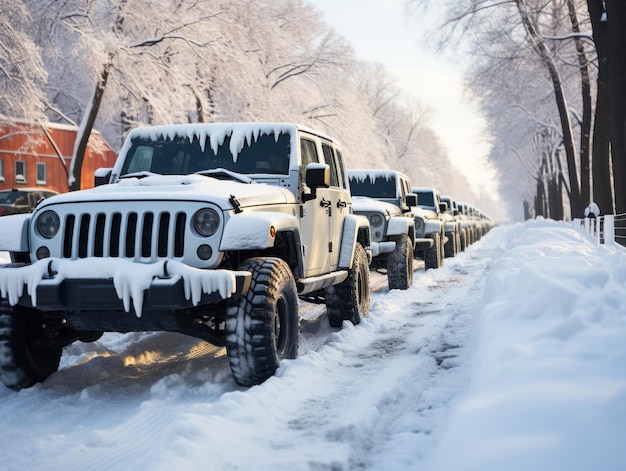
[61,210,186,260]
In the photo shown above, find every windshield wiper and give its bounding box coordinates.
[195,168,255,184]
[119,171,158,180]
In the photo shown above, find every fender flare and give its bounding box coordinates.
[220,212,300,251]
[386,216,414,238]
[338,214,371,269]
[0,214,31,252]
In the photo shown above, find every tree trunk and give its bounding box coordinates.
[567,0,592,208]
[588,0,614,215]
[517,0,583,218]
[69,58,113,191]
[606,0,626,213]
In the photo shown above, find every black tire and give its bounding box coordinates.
[0,302,62,390]
[325,243,370,327]
[226,257,299,387]
[387,235,413,290]
[460,229,467,252]
[424,232,442,269]
[444,231,455,258]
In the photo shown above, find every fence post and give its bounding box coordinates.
[604,215,615,246]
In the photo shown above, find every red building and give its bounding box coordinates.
[0,120,117,194]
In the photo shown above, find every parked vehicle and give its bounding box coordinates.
[0,122,372,390]
[440,195,464,255]
[0,188,58,216]
[411,187,447,269]
[348,169,424,289]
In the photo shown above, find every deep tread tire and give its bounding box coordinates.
[0,302,62,390]
[387,235,413,290]
[226,257,299,387]
[424,233,442,269]
[444,231,455,258]
[325,243,370,327]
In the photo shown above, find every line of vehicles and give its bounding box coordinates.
[0,123,491,391]
[348,169,491,291]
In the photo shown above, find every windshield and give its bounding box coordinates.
[120,131,291,177]
[415,191,435,207]
[349,176,396,198]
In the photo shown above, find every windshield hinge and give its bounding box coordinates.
[229,194,243,213]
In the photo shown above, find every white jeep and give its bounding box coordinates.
[0,122,371,390]
[411,187,447,269]
[348,169,424,289]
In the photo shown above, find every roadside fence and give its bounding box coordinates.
[573,213,626,247]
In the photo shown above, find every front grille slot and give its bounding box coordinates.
[60,209,187,261]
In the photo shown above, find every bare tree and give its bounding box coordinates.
[605,0,626,213]
[408,0,596,219]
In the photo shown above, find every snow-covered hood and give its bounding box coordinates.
[37,175,296,211]
[411,206,438,220]
[352,196,401,217]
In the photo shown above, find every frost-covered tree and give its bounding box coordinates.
[408,0,598,219]
[0,0,47,122]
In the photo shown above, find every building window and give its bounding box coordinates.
[0,159,4,182]
[15,160,26,184]
[36,162,47,185]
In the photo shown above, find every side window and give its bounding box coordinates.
[36,162,47,185]
[335,149,348,190]
[15,160,26,184]
[300,138,318,173]
[0,159,4,182]
[322,144,339,187]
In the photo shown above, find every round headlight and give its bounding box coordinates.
[370,213,384,227]
[194,208,220,236]
[37,211,60,239]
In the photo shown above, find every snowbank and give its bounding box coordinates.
[427,218,626,471]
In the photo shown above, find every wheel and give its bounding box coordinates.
[444,231,455,258]
[226,257,299,387]
[325,243,370,327]
[460,229,467,252]
[424,233,442,269]
[0,302,62,390]
[387,235,413,290]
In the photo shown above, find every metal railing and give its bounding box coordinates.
[573,213,626,247]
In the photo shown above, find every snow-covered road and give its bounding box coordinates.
[0,230,495,470]
[3,220,624,471]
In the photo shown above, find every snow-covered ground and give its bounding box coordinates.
[1,218,624,471]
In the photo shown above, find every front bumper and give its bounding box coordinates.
[0,258,251,316]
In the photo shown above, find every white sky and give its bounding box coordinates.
[309,0,499,198]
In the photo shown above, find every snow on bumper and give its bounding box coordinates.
[371,241,396,257]
[0,258,251,317]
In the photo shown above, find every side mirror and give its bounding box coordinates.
[303,163,330,202]
[405,194,418,207]
[94,168,113,187]
[454,209,459,216]
[439,203,447,213]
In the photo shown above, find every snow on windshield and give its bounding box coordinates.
[116,123,295,178]
[348,170,397,198]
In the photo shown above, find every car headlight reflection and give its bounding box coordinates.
[37,211,61,239]
[194,208,220,236]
